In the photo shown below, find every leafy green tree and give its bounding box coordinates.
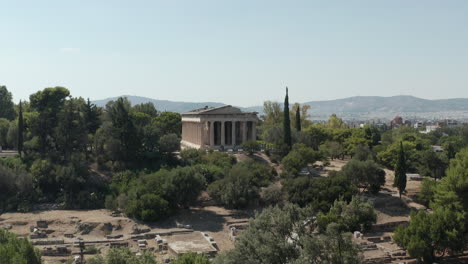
[433,148,468,211]
[293,223,362,264]
[192,164,224,184]
[55,98,87,161]
[303,124,329,150]
[320,141,343,160]
[0,118,10,147]
[343,129,370,157]
[394,142,407,198]
[417,178,438,207]
[326,114,346,129]
[262,101,282,125]
[317,196,376,233]
[241,140,260,155]
[208,163,262,208]
[83,98,102,135]
[0,85,15,120]
[282,144,320,176]
[0,163,35,212]
[236,158,276,187]
[30,159,59,197]
[126,193,170,221]
[215,204,361,264]
[0,229,41,264]
[105,97,140,165]
[18,100,24,154]
[283,173,357,212]
[352,144,374,161]
[164,166,206,208]
[159,133,180,153]
[153,111,182,136]
[29,87,70,154]
[283,88,292,148]
[174,253,211,264]
[340,159,386,194]
[295,105,301,131]
[281,151,305,176]
[132,102,158,117]
[290,103,311,130]
[394,208,465,263]
[7,121,18,149]
[180,149,204,165]
[87,247,156,264]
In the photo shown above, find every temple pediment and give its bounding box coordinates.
[183,105,253,115]
[201,105,242,114]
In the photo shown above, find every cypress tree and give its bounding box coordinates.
[283,87,292,148]
[295,105,301,131]
[18,100,24,155]
[394,142,407,198]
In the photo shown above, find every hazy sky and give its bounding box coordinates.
[1,1,468,107]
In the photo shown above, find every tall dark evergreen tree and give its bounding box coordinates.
[17,100,24,155]
[83,98,101,135]
[0,86,15,120]
[283,87,292,148]
[295,105,301,131]
[394,142,407,198]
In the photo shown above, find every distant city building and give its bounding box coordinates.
[181,105,258,149]
[422,125,439,134]
[438,119,460,128]
[413,121,423,129]
[432,145,444,152]
[390,116,403,129]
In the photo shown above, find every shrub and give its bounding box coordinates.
[0,229,41,264]
[340,159,386,194]
[208,165,260,208]
[173,253,211,264]
[317,196,376,233]
[394,208,465,263]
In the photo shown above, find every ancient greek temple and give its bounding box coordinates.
[181,105,258,149]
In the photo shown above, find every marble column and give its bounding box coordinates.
[210,121,214,146]
[252,122,256,141]
[221,121,225,146]
[242,121,247,143]
[232,121,236,146]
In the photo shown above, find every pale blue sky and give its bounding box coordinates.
[1,0,467,106]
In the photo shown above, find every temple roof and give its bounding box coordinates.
[182,105,257,116]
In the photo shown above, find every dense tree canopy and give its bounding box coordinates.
[215,204,362,264]
[0,229,41,264]
[0,85,15,120]
[394,208,465,263]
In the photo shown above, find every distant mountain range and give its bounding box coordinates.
[93,95,468,120]
[93,96,227,113]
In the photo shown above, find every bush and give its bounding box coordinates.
[0,229,41,264]
[340,159,386,194]
[208,165,260,208]
[87,247,156,264]
[317,196,376,233]
[117,166,206,221]
[260,184,284,206]
[394,208,465,263]
[159,133,180,153]
[125,193,170,221]
[214,204,361,264]
[417,178,438,207]
[242,141,260,155]
[281,144,320,176]
[192,164,224,184]
[173,253,211,264]
[282,173,357,212]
